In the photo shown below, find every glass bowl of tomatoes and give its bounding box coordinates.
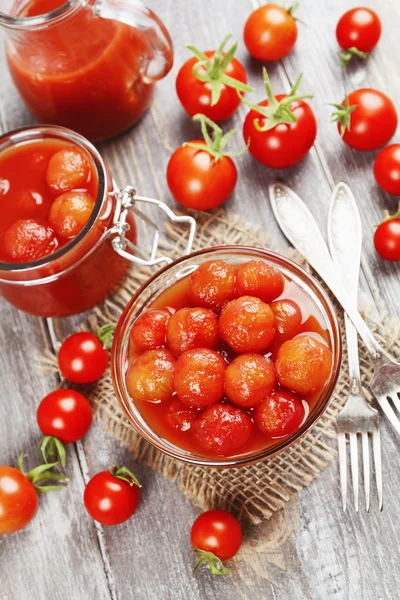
[111,246,341,468]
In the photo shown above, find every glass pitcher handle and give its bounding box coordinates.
[93,0,173,83]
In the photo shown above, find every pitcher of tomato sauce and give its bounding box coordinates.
[0,0,173,140]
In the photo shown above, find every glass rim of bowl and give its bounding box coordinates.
[111,245,342,468]
[0,124,108,273]
[0,0,86,29]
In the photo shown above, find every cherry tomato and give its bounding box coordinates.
[235,260,284,303]
[37,389,92,443]
[48,191,94,238]
[243,70,316,169]
[192,404,254,456]
[2,218,58,262]
[275,334,333,395]
[336,8,381,67]
[126,348,177,404]
[332,89,397,151]
[84,465,140,526]
[224,353,276,408]
[189,260,236,312]
[174,348,226,408]
[254,390,305,437]
[46,148,90,194]
[130,309,171,353]
[374,145,400,195]
[176,35,252,121]
[166,307,219,355]
[167,142,237,211]
[58,332,109,384]
[270,299,302,340]
[166,398,198,432]
[191,510,242,574]
[244,4,298,62]
[219,296,276,353]
[0,466,38,534]
[374,216,400,261]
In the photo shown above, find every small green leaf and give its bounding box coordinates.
[192,549,231,576]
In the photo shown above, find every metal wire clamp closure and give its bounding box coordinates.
[110,186,196,267]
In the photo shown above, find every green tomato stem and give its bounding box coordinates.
[185,114,247,160]
[330,96,358,137]
[338,47,368,69]
[192,549,231,576]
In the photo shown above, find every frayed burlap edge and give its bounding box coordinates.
[40,209,400,524]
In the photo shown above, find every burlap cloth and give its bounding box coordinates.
[42,209,400,524]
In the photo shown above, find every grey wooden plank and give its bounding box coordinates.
[0,306,111,600]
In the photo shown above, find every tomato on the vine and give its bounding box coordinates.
[331,89,398,151]
[176,34,253,122]
[374,144,400,195]
[58,331,109,384]
[242,68,316,169]
[244,3,298,62]
[191,510,242,575]
[374,203,400,261]
[37,389,92,444]
[84,464,141,526]
[336,8,381,67]
[167,114,244,210]
[0,456,68,534]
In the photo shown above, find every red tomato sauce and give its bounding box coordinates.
[126,267,333,460]
[7,0,156,140]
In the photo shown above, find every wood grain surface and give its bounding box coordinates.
[1,0,400,599]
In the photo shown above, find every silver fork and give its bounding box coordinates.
[269,181,400,436]
[328,183,382,512]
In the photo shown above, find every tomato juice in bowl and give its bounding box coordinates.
[112,247,342,468]
[0,125,136,317]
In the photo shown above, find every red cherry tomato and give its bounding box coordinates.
[254,390,305,437]
[0,466,38,534]
[58,332,109,384]
[192,403,254,456]
[130,309,171,353]
[189,260,236,312]
[243,70,316,169]
[244,4,298,62]
[374,145,400,195]
[333,89,397,151]
[48,191,94,238]
[46,148,90,194]
[270,299,302,340]
[374,217,400,261]
[37,389,93,443]
[235,260,284,303]
[84,466,140,526]
[174,348,226,409]
[191,510,242,574]
[2,218,58,262]
[336,8,381,66]
[167,141,237,210]
[176,35,251,121]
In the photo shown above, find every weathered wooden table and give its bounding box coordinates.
[1,0,400,598]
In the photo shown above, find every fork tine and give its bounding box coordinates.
[391,393,400,414]
[338,433,347,511]
[349,432,359,512]
[372,428,383,511]
[361,432,370,512]
[376,396,400,434]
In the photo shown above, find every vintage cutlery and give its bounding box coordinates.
[328,183,382,511]
[269,181,400,436]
